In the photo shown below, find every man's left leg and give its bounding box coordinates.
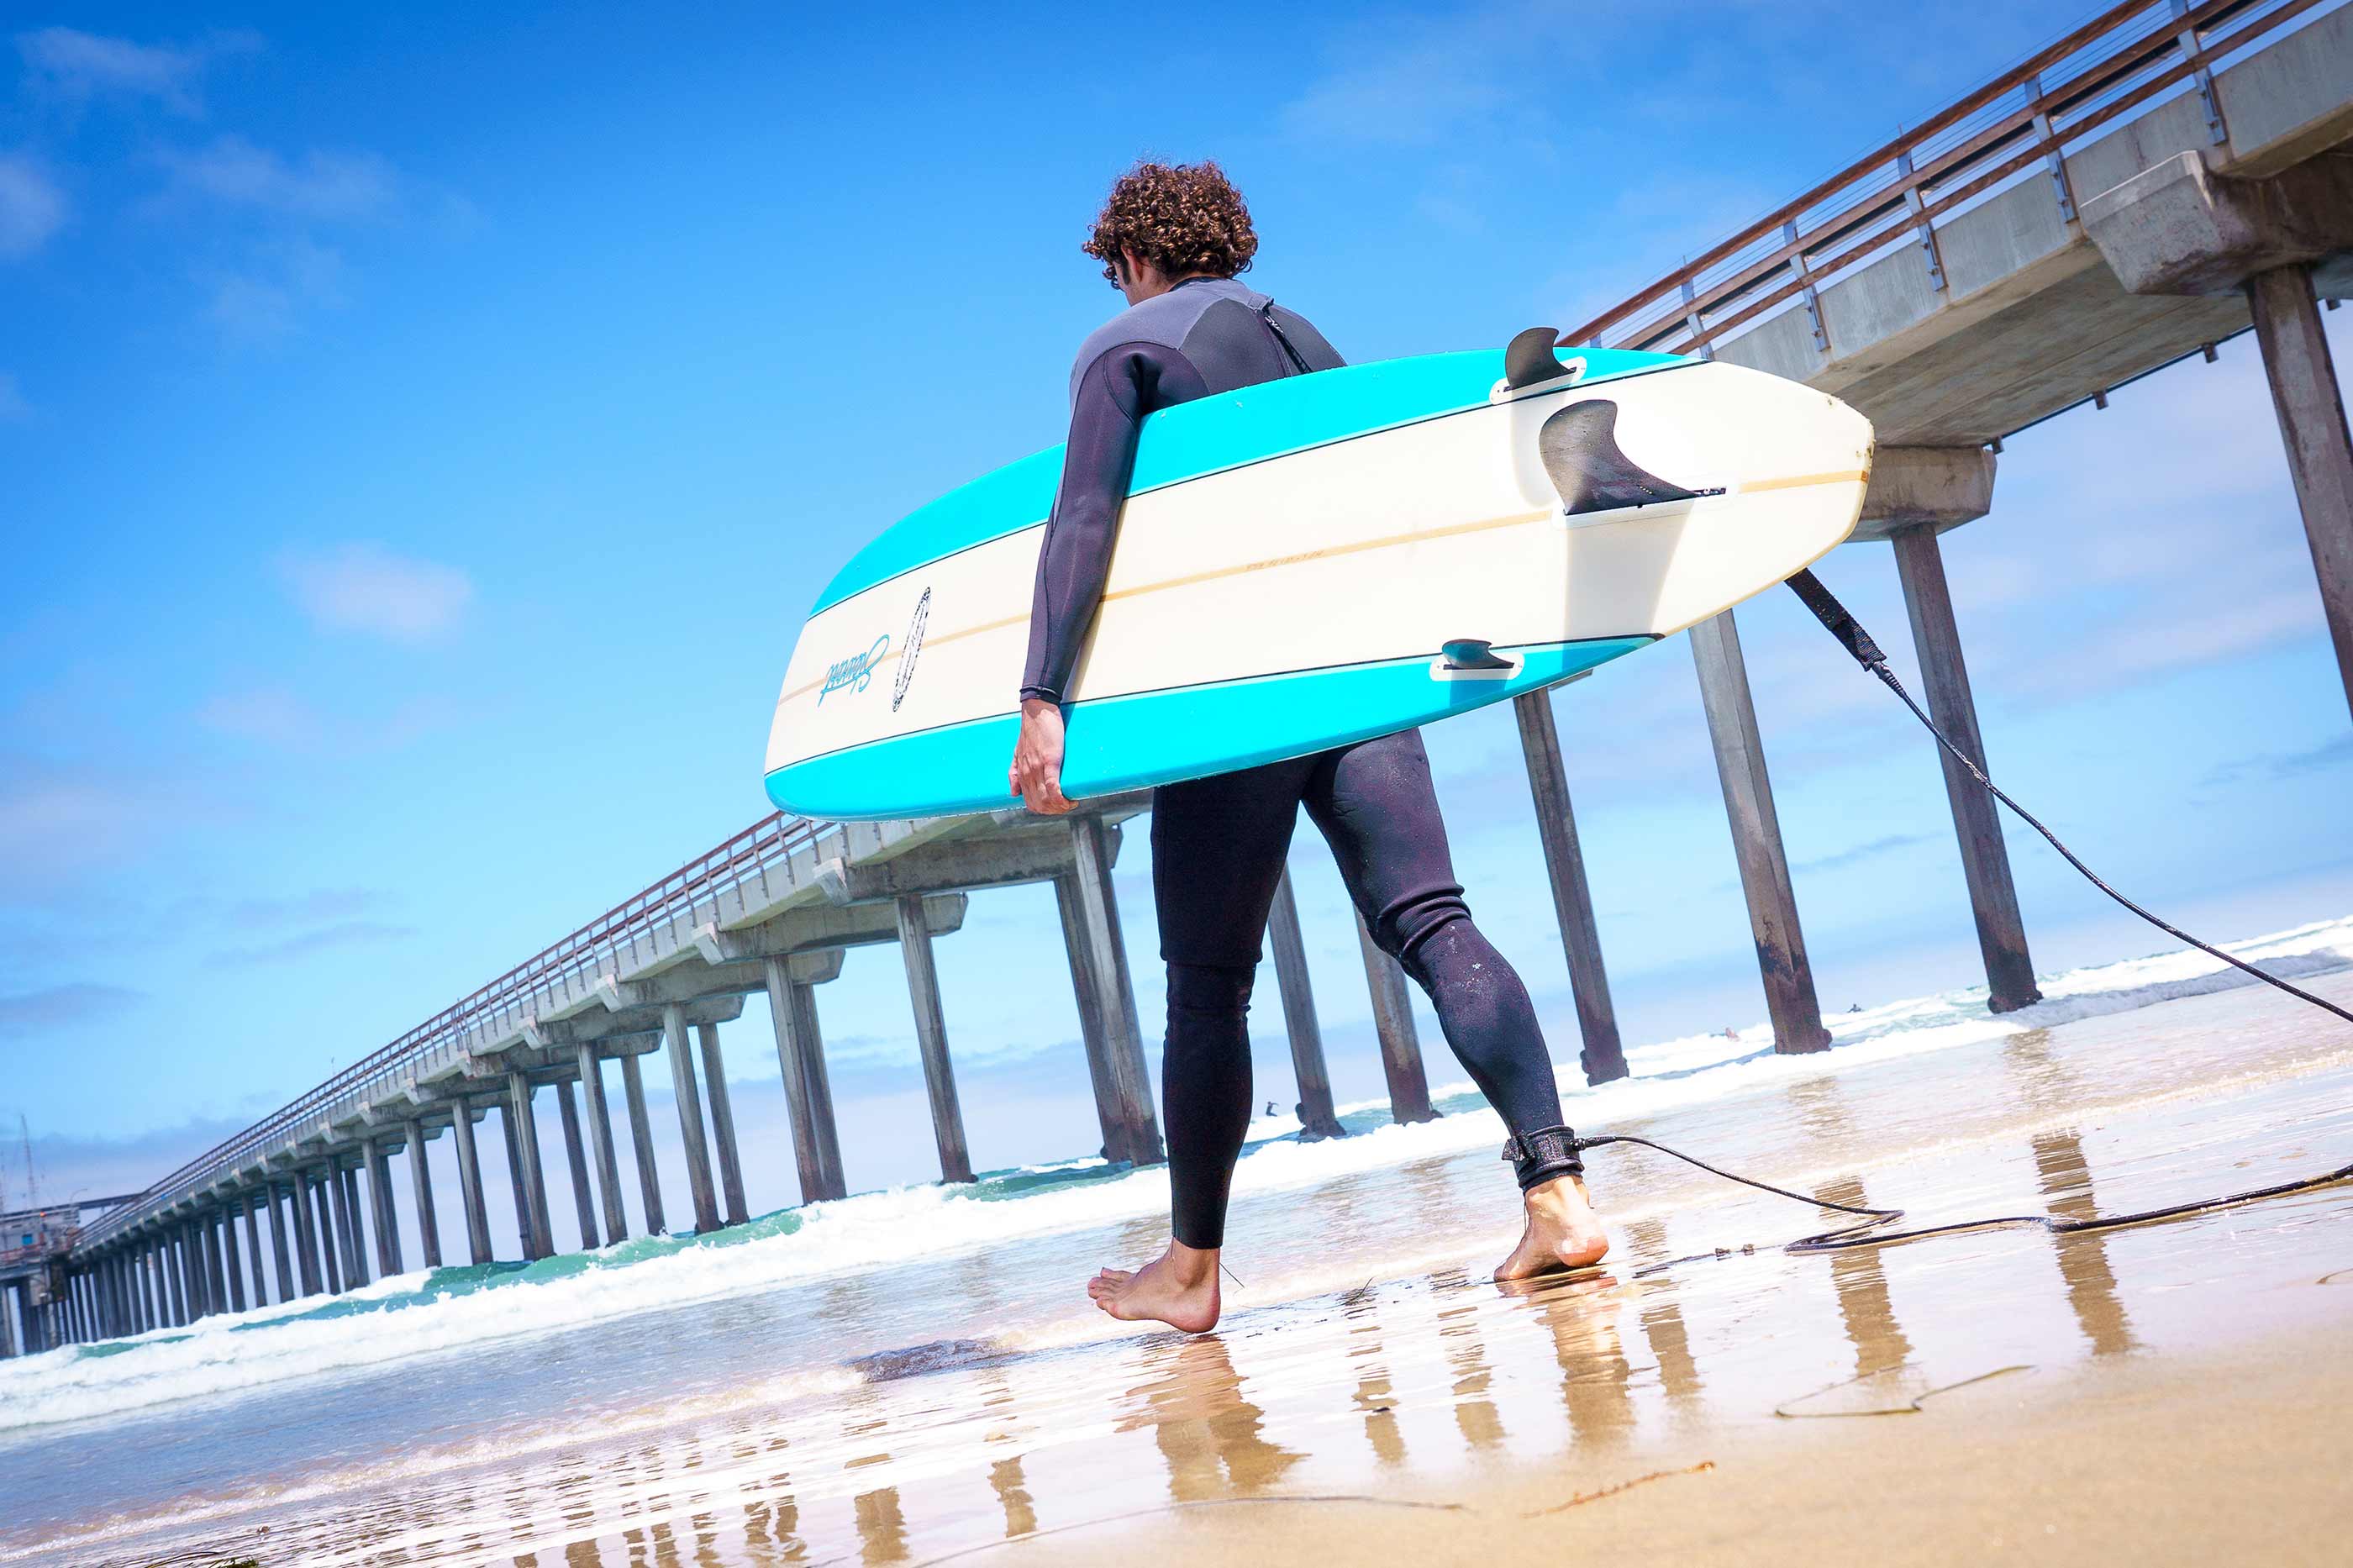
[1087,756,1312,1330]
[1304,729,1608,1278]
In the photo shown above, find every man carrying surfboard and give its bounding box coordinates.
[1009,161,1608,1332]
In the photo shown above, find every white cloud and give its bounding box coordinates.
[0,371,26,419]
[159,134,397,221]
[206,235,347,344]
[276,543,474,642]
[0,757,166,898]
[0,982,143,1038]
[13,26,255,115]
[196,684,320,748]
[0,153,66,258]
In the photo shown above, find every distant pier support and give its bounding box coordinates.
[312,1176,343,1294]
[1266,870,1345,1139]
[896,893,975,1185]
[366,1135,404,1277]
[267,1184,297,1301]
[404,1118,443,1270]
[766,957,848,1202]
[619,1051,667,1235]
[1356,914,1438,1123]
[241,1193,269,1308]
[342,1166,372,1286]
[576,1045,629,1244]
[507,1073,556,1261]
[1512,687,1629,1084]
[497,1096,536,1258]
[697,1022,751,1227]
[289,1173,324,1296]
[554,1076,601,1249]
[202,1213,228,1313]
[334,1165,370,1288]
[2082,151,2353,725]
[1053,871,1129,1161]
[1689,608,1832,1054]
[1067,814,1166,1165]
[663,1002,724,1233]
[1865,446,2042,1013]
[218,1206,246,1313]
[447,1101,496,1265]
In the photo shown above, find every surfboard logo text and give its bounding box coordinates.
[819,634,891,705]
[892,587,930,712]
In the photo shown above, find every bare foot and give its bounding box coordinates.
[1087,1239,1222,1333]
[1494,1175,1610,1281]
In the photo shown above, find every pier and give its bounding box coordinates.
[13,0,2353,1353]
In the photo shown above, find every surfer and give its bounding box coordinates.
[1009,161,1608,1332]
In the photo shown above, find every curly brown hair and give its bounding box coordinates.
[1082,160,1258,284]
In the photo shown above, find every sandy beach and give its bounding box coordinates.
[4,947,2348,1567]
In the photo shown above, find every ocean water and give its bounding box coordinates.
[1,913,2349,1565]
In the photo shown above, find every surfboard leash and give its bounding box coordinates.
[1573,571,2353,1272]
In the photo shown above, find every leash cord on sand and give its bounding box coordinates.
[1591,574,2353,1270]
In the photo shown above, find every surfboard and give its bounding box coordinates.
[766,332,1873,822]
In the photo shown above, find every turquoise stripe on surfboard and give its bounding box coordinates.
[808,347,1689,617]
[766,635,1656,821]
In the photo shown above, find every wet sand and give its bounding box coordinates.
[13,965,2351,1567]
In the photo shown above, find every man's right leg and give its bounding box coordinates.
[1087,758,1308,1331]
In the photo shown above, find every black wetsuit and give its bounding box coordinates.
[1024,277,1580,1249]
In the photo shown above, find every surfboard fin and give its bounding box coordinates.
[1504,326,1577,389]
[1440,639,1513,671]
[1539,400,1706,516]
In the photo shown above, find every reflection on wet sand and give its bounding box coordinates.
[1511,1271,1635,1450]
[1345,1283,1409,1465]
[2006,1029,2141,1357]
[990,1455,1037,1539]
[1819,1176,1916,1381]
[1434,1269,1508,1451]
[1783,1076,1917,1381]
[1624,1219,1704,1409]
[853,1486,908,1565]
[1119,1334,1303,1501]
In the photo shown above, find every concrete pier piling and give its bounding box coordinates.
[2081,150,2353,725]
[498,1097,537,1260]
[2247,262,2353,724]
[1266,870,1346,1139]
[619,1052,666,1235]
[242,1194,269,1308]
[662,1003,724,1233]
[1688,609,1831,1055]
[554,1077,602,1249]
[1867,454,2042,1013]
[366,1136,404,1277]
[448,1100,496,1265]
[340,1165,371,1287]
[404,1119,443,1270]
[697,1022,751,1226]
[268,1185,297,1302]
[507,1075,556,1261]
[1052,871,1127,1160]
[220,1208,246,1313]
[1355,914,1437,1124]
[576,1047,629,1244]
[1066,814,1165,1165]
[767,958,848,1202]
[896,893,975,1185]
[1512,687,1629,1084]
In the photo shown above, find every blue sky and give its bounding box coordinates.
[5,3,2351,1223]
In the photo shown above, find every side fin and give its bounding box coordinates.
[1505,326,1577,390]
[1440,639,1513,671]
[1539,400,1704,516]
